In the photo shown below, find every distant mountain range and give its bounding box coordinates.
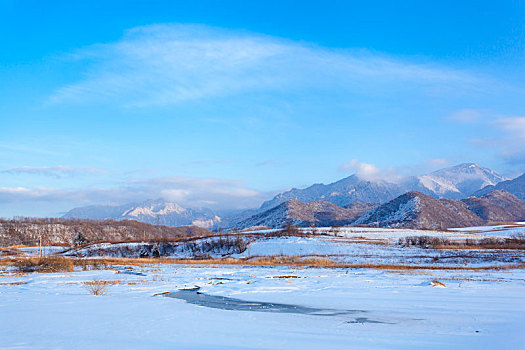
[237,189,525,230]
[63,163,525,230]
[63,199,221,228]
[261,163,507,209]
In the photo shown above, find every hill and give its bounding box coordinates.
[353,191,484,229]
[462,190,525,222]
[235,200,376,229]
[0,218,212,247]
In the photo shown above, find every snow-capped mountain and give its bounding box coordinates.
[261,175,411,210]
[63,199,221,228]
[418,163,507,199]
[261,163,507,210]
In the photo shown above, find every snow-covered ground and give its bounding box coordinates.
[449,224,525,237]
[48,233,525,267]
[7,223,520,267]
[244,226,520,242]
[1,264,524,349]
[16,246,68,256]
[236,236,525,267]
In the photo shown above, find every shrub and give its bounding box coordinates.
[278,221,300,236]
[83,280,110,295]
[398,235,525,250]
[398,236,447,249]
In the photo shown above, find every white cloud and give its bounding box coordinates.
[339,159,406,182]
[0,175,272,211]
[48,23,479,108]
[1,166,106,178]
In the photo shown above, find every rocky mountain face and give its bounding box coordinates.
[353,191,484,229]
[63,199,221,228]
[261,163,507,210]
[474,172,525,201]
[462,190,525,222]
[235,200,376,229]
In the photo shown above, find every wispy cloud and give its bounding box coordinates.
[255,160,286,167]
[493,117,525,140]
[0,166,107,178]
[445,109,484,124]
[489,117,525,167]
[48,23,480,108]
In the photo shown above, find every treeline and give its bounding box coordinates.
[0,217,211,247]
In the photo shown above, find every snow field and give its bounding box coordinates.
[1,264,525,349]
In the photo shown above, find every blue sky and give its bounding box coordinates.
[1,0,525,217]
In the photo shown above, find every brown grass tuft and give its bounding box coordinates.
[13,257,74,273]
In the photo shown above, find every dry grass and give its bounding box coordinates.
[2,255,525,272]
[65,256,525,271]
[0,281,28,286]
[431,280,446,287]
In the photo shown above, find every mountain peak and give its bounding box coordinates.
[418,163,506,199]
[261,163,508,211]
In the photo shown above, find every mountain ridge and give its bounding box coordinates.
[474,172,525,201]
[261,163,507,210]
